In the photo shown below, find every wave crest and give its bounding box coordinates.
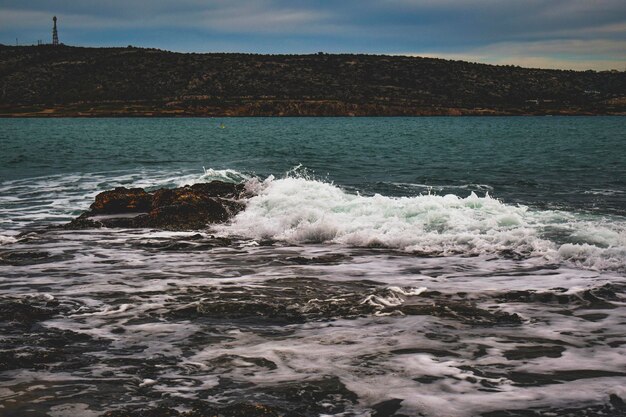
[220,175,626,271]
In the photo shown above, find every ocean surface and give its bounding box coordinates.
[1,117,625,417]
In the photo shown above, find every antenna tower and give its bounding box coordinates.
[52,16,59,46]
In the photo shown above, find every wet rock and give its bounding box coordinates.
[413,375,445,384]
[209,354,278,370]
[167,278,381,324]
[0,298,58,325]
[90,187,152,214]
[508,369,626,387]
[0,328,100,371]
[502,345,565,360]
[610,394,626,410]
[164,278,523,327]
[0,296,109,372]
[497,284,623,310]
[269,377,358,415]
[371,399,408,417]
[0,316,110,371]
[391,347,461,357]
[103,402,286,417]
[65,181,248,231]
[62,217,106,229]
[481,394,626,416]
[399,301,523,326]
[577,312,609,321]
[0,250,70,266]
[101,378,357,417]
[130,235,232,251]
[281,253,350,265]
[195,300,307,324]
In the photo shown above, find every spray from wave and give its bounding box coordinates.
[213,168,626,271]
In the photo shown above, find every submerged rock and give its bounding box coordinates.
[65,181,248,230]
[0,250,71,266]
[103,402,285,417]
[481,393,626,417]
[0,295,110,372]
[102,377,357,417]
[164,278,523,327]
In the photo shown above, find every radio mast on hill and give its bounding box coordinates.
[52,16,59,46]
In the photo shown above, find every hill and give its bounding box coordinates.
[1,45,625,116]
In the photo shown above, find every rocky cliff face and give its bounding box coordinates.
[1,45,625,116]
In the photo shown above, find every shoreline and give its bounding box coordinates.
[2,107,625,118]
[2,46,624,118]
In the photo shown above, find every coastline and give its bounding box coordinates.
[2,102,625,117]
[2,46,625,118]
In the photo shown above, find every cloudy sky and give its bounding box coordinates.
[1,0,625,70]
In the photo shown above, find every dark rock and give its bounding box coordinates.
[90,187,152,214]
[390,347,461,357]
[167,278,381,324]
[282,253,350,265]
[0,250,70,266]
[256,376,358,416]
[0,328,99,371]
[610,394,626,410]
[65,181,249,231]
[482,394,626,416]
[372,399,405,417]
[130,235,232,251]
[508,369,626,387]
[503,345,565,360]
[413,375,444,384]
[100,377,358,417]
[399,301,524,326]
[164,278,523,327]
[64,217,104,229]
[0,295,110,372]
[0,298,57,325]
[497,283,622,310]
[103,402,286,417]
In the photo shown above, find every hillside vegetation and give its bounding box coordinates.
[1,45,625,116]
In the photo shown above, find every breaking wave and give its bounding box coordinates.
[217,171,626,271]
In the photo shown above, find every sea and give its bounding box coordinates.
[0,117,625,417]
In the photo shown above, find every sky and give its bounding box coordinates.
[1,0,625,71]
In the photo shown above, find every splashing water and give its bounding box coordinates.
[1,117,625,417]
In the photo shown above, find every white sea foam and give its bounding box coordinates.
[183,167,252,186]
[361,286,428,311]
[0,234,17,245]
[219,175,626,271]
[2,167,625,271]
[0,168,252,230]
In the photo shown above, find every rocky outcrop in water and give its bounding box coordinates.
[66,181,248,230]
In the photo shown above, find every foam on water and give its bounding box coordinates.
[218,175,626,271]
[198,167,252,184]
[0,234,17,245]
[0,168,250,230]
[1,117,625,416]
[1,166,625,271]
[1,221,624,416]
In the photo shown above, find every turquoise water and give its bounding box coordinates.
[1,117,626,417]
[2,117,625,214]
